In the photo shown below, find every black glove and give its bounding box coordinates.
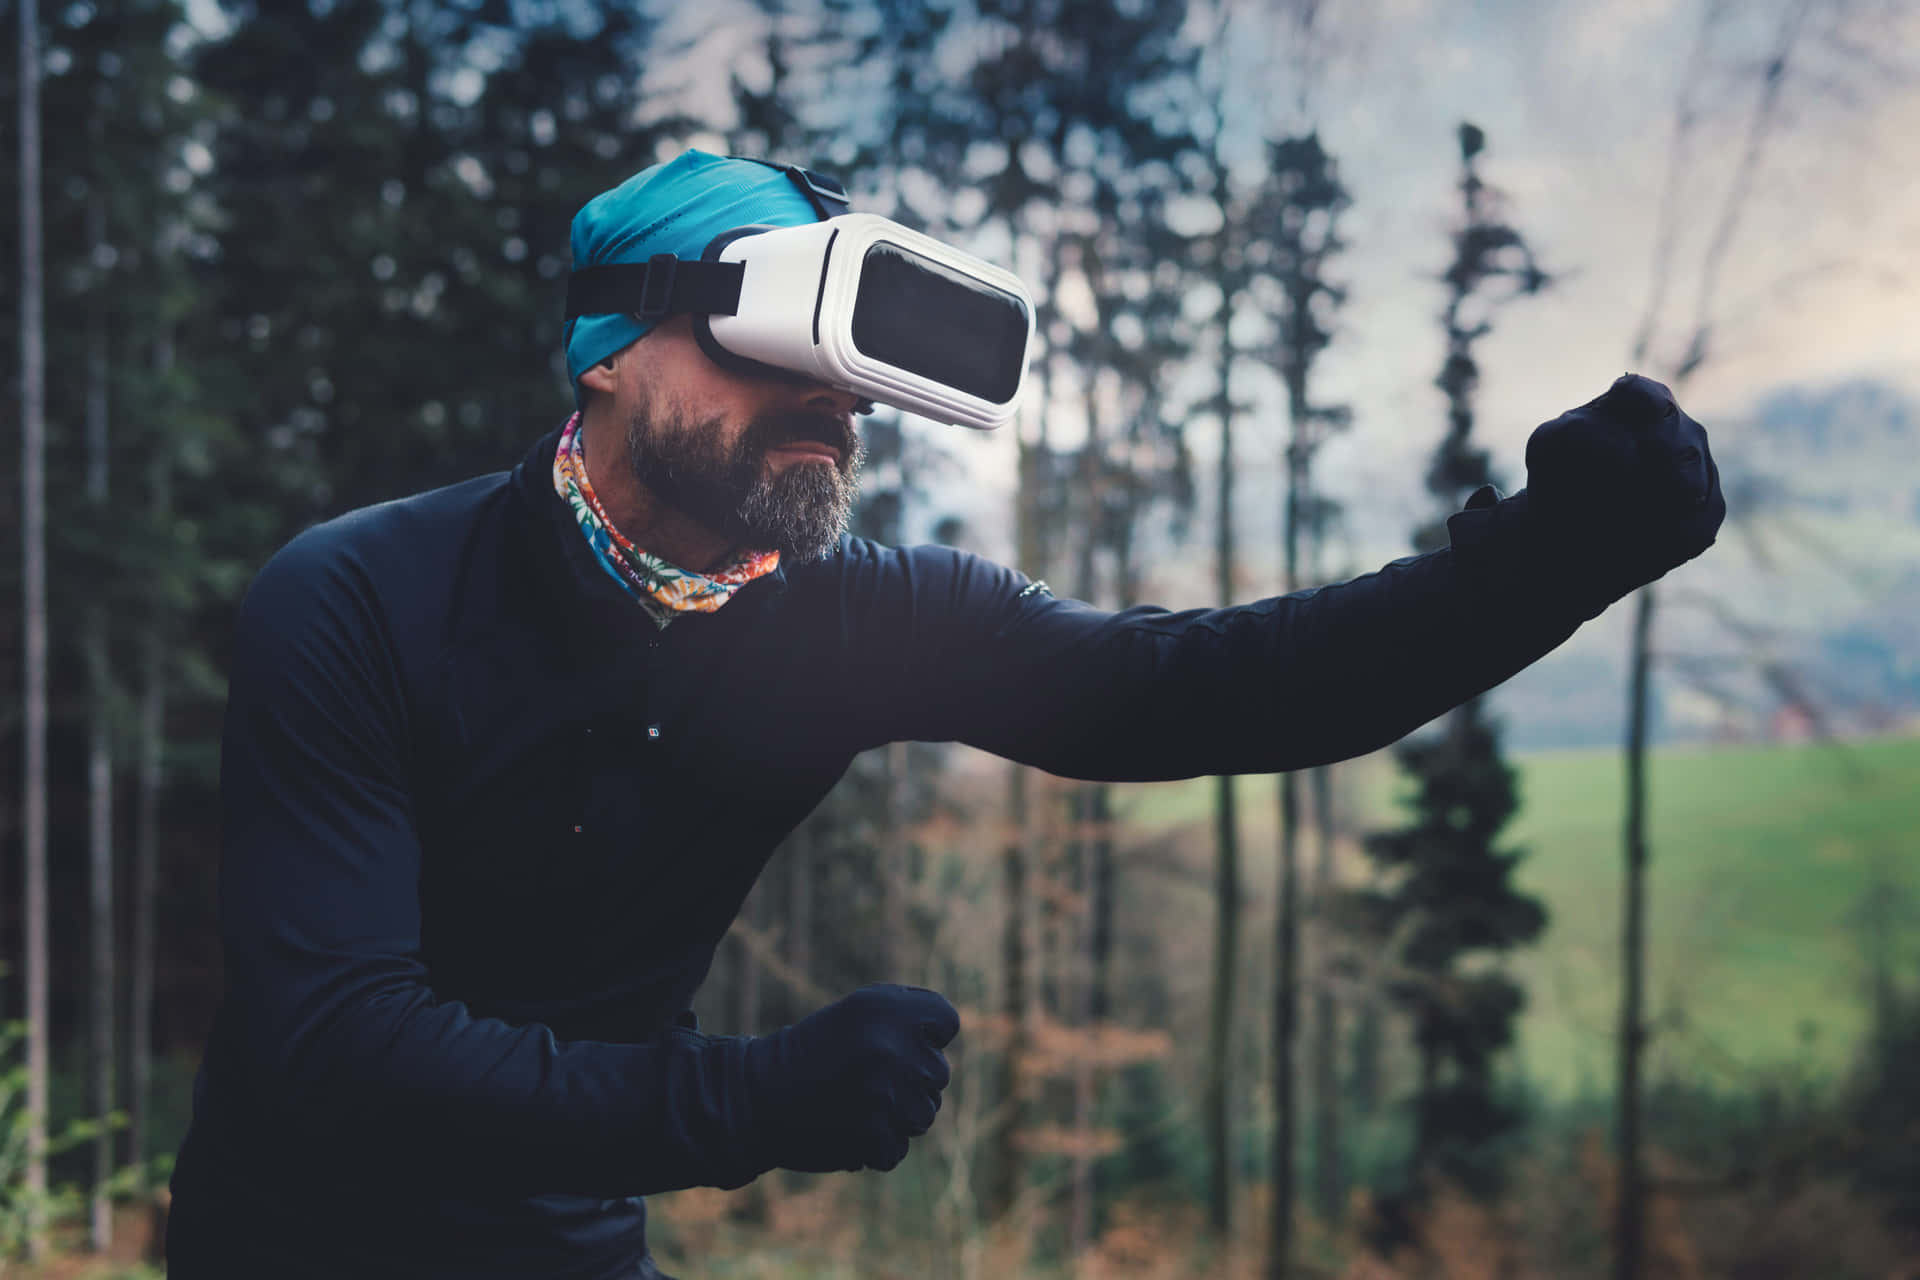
[1449,372,1725,621]
[743,984,959,1174]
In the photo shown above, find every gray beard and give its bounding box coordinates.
[624,400,865,563]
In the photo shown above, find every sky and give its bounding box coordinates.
[655,0,1920,592]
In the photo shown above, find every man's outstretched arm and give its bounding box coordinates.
[853,374,1723,780]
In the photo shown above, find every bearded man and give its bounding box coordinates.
[165,151,1724,1279]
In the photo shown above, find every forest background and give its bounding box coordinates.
[2,0,1919,1277]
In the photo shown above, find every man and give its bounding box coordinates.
[166,151,1723,1278]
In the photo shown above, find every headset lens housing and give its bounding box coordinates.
[851,243,1030,407]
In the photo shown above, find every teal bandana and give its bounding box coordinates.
[563,150,823,404]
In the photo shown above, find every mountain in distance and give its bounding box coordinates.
[1737,376,1918,522]
[1492,374,1920,751]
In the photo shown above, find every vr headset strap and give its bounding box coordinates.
[564,255,745,322]
[566,161,851,325]
[779,164,851,219]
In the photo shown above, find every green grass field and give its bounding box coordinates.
[1118,732,1920,1099]
[1501,732,1920,1098]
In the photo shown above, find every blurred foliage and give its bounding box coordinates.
[0,1015,137,1273]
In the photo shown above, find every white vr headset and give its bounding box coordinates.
[565,165,1036,430]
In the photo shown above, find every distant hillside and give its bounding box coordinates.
[1494,375,1920,749]
[1744,377,1917,520]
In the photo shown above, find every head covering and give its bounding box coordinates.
[564,150,824,399]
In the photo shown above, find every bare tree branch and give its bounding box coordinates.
[1676,0,1814,380]
[1630,0,1731,367]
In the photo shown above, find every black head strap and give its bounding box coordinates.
[564,253,745,321]
[565,159,850,322]
[778,164,852,219]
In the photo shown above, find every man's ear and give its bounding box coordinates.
[578,354,619,397]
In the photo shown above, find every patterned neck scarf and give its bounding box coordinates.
[552,412,781,630]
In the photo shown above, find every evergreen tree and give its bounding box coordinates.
[1348,122,1550,1222]
[190,1,674,529]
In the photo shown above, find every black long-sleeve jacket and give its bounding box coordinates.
[167,422,1587,1279]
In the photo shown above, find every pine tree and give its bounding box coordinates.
[190,1,676,528]
[1349,122,1550,1224]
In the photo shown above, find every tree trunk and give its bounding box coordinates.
[1065,421,1111,1257]
[1083,421,1140,1249]
[1206,332,1241,1237]
[1350,1000,1381,1119]
[1615,584,1655,1280]
[1270,411,1310,1278]
[1207,774,1240,1237]
[785,822,812,1029]
[1416,1042,1437,1167]
[1309,765,1342,1224]
[1087,788,1116,1025]
[1270,771,1299,1277]
[18,0,51,1257]
[1084,782,1116,1246]
[1069,801,1097,1262]
[85,157,116,1252]
[129,332,174,1184]
[737,881,762,1033]
[990,763,1032,1223]
[1297,329,1345,1225]
[992,393,1052,1226]
[882,739,910,977]
[1271,460,1302,1276]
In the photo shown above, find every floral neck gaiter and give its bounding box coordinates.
[552,412,780,630]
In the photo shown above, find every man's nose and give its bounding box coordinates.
[799,381,862,417]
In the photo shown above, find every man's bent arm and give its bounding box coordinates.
[217,531,769,1199]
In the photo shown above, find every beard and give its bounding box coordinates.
[623,393,865,563]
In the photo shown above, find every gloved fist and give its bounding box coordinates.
[1521,372,1726,616]
[744,984,959,1174]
